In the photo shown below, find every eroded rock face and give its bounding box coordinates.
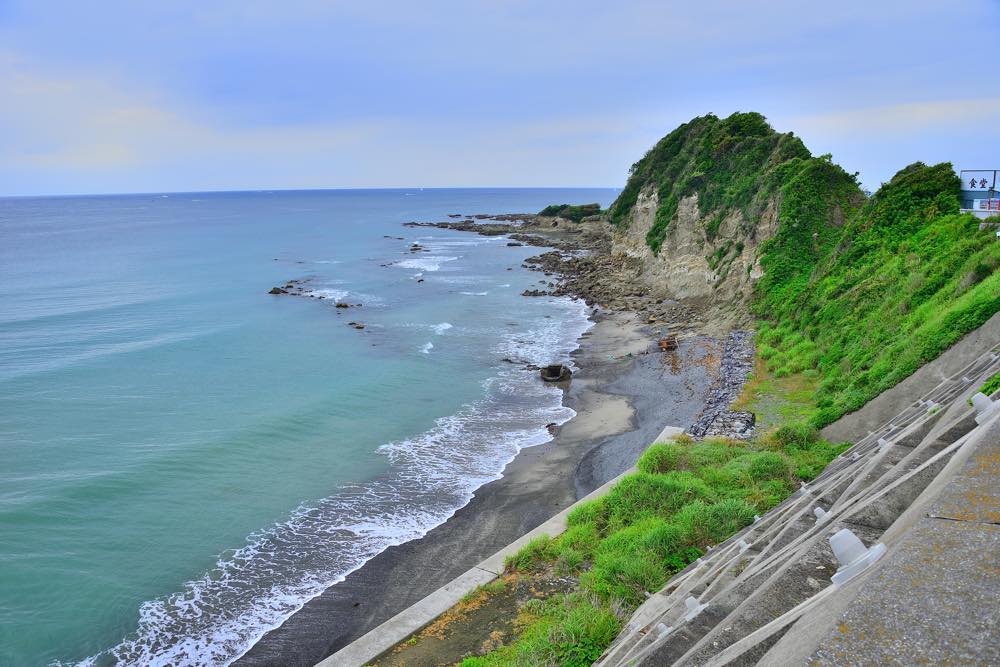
[611,186,779,331]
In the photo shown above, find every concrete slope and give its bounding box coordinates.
[596,339,1000,666]
[821,310,1000,444]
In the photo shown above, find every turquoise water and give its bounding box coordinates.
[0,188,617,666]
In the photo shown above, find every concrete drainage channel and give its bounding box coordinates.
[319,426,687,667]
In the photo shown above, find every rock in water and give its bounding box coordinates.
[540,364,572,382]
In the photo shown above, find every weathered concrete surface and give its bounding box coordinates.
[598,338,1000,667]
[822,311,1000,443]
[810,520,1000,666]
[319,460,648,667]
[799,414,1000,667]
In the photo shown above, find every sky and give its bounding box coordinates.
[1,1,999,196]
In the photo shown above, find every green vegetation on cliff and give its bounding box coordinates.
[608,113,1000,427]
[538,202,603,222]
[606,112,817,252]
[755,162,1000,426]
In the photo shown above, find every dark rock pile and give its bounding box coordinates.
[688,330,756,440]
[702,411,756,439]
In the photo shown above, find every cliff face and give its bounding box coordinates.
[604,112,853,330]
[611,187,779,330]
[604,112,1000,427]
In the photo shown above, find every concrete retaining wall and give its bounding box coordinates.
[821,311,1000,443]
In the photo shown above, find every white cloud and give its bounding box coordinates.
[782,99,1000,139]
[0,50,653,193]
[0,52,379,174]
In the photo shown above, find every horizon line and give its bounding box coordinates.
[0,185,624,200]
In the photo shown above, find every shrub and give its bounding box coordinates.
[636,442,682,474]
[538,203,603,222]
[505,535,556,572]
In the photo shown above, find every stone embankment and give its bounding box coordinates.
[688,330,756,440]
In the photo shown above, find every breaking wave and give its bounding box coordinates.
[75,297,591,667]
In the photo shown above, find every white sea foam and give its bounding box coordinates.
[460,291,488,296]
[310,289,350,302]
[77,301,593,667]
[495,297,593,370]
[432,322,453,335]
[433,276,490,287]
[420,342,434,354]
[394,256,458,272]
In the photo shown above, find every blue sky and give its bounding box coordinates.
[1,1,998,196]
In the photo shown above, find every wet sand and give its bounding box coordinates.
[236,311,718,667]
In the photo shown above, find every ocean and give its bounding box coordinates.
[0,188,618,666]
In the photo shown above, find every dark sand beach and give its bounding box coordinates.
[237,310,719,666]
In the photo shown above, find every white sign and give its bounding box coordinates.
[961,170,997,191]
[973,199,1000,211]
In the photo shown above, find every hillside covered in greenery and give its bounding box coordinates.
[605,112,861,253]
[608,112,1000,427]
[756,162,999,425]
[429,114,999,667]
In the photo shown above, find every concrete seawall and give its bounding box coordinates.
[319,427,684,667]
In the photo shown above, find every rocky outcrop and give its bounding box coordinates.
[610,187,778,331]
[539,364,572,382]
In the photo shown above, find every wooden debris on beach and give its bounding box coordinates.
[659,335,678,351]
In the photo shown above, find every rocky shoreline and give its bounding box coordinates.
[404,215,701,331]
[412,214,758,441]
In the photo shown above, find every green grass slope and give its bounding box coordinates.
[755,162,1000,426]
[462,429,845,667]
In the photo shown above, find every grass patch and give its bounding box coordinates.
[976,370,1000,399]
[460,592,622,667]
[469,431,846,664]
[731,356,819,431]
[460,579,508,604]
